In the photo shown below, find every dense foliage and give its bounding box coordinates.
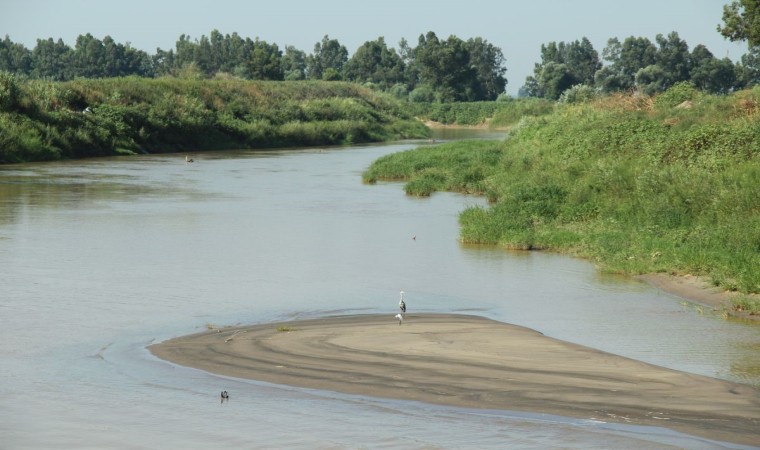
[364,85,760,308]
[0,74,429,163]
[523,32,760,100]
[719,0,760,47]
[408,98,555,127]
[0,30,507,102]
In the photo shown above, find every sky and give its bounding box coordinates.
[1,0,751,95]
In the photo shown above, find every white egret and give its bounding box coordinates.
[395,313,404,325]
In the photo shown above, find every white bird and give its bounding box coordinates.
[399,291,406,315]
[185,156,194,163]
[395,313,404,325]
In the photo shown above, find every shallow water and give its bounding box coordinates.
[1,133,759,449]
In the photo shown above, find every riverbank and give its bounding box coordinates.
[364,88,760,305]
[0,76,429,163]
[639,272,760,321]
[150,313,760,447]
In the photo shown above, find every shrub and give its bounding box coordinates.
[654,81,702,110]
[0,72,21,112]
[559,84,597,104]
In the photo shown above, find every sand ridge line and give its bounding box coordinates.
[151,313,760,447]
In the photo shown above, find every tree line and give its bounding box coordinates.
[2,0,759,103]
[522,1,760,100]
[521,33,760,100]
[0,31,507,102]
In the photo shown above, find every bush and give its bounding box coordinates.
[0,72,21,112]
[559,84,597,104]
[654,81,701,109]
[0,78,430,162]
[409,85,436,103]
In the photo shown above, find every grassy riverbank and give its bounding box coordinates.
[0,74,429,163]
[410,98,555,127]
[364,85,760,314]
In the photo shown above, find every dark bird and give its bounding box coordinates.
[399,291,406,314]
[221,390,229,400]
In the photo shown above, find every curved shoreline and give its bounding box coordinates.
[150,313,760,446]
[638,272,759,321]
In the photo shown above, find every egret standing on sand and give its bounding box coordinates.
[399,291,406,315]
[395,313,404,325]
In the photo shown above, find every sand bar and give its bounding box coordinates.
[150,314,760,446]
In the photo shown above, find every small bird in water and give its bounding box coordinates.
[395,313,404,325]
[185,156,194,163]
[399,291,406,315]
[221,390,229,401]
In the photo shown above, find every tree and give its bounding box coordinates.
[344,37,405,88]
[655,32,691,89]
[594,65,627,93]
[247,39,283,80]
[71,33,106,78]
[465,37,507,100]
[617,36,657,89]
[173,34,198,74]
[397,37,418,88]
[687,45,737,94]
[525,37,599,99]
[307,35,347,80]
[564,37,600,85]
[152,47,175,76]
[31,38,72,80]
[519,75,541,98]
[413,32,475,101]
[282,45,307,80]
[195,35,214,75]
[736,45,760,87]
[0,36,32,75]
[538,62,575,100]
[635,64,668,96]
[718,0,760,47]
[223,32,252,75]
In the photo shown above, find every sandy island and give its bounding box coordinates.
[151,313,760,446]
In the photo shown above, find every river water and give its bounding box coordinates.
[1,131,759,449]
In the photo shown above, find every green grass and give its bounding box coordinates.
[409,98,555,128]
[365,86,760,313]
[0,75,429,163]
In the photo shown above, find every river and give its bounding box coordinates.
[1,131,758,449]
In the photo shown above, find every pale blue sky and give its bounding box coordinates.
[1,0,749,94]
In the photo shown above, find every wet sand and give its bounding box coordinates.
[151,313,760,446]
[638,272,759,321]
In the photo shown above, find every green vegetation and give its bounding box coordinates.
[0,31,507,102]
[276,326,297,332]
[0,74,428,163]
[719,0,760,47]
[364,85,760,314]
[409,98,555,127]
